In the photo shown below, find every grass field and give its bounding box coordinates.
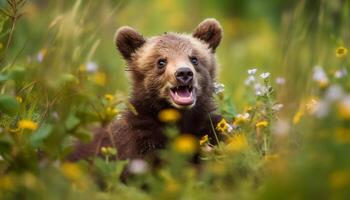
[0,0,350,199]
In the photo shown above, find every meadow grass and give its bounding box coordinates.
[0,0,350,199]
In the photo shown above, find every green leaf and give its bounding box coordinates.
[74,128,92,142]
[0,73,9,82]
[65,113,80,131]
[8,67,26,81]
[0,95,20,115]
[29,123,53,147]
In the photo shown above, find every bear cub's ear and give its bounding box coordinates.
[192,18,222,52]
[114,26,146,60]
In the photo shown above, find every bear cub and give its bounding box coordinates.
[69,18,223,164]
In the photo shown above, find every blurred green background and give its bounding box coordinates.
[0,0,350,199]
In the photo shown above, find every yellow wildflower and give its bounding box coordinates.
[199,135,209,145]
[158,108,180,122]
[264,154,280,162]
[336,101,350,120]
[330,170,350,189]
[23,172,38,189]
[104,94,114,101]
[100,146,117,156]
[90,72,106,86]
[305,98,318,114]
[293,110,304,124]
[19,120,38,131]
[78,64,86,72]
[334,128,350,144]
[233,113,250,126]
[226,134,248,153]
[106,107,118,117]
[165,179,179,193]
[16,96,23,103]
[173,134,197,154]
[216,118,229,132]
[61,162,83,181]
[0,43,3,49]
[0,175,15,190]
[336,46,348,58]
[256,120,269,128]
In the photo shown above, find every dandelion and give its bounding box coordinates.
[37,48,47,62]
[213,82,225,94]
[216,118,229,132]
[247,68,257,75]
[19,120,38,131]
[275,77,285,85]
[199,135,209,145]
[260,72,270,79]
[158,108,180,122]
[226,134,248,152]
[335,46,348,58]
[128,159,148,174]
[104,94,114,101]
[173,134,197,154]
[256,120,269,128]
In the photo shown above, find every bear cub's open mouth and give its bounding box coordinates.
[169,85,196,106]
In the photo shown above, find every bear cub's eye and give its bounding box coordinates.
[157,58,167,69]
[190,56,199,66]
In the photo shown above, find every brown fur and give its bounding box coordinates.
[68,18,223,166]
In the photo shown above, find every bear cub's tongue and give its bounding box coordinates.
[170,86,194,105]
[177,87,191,97]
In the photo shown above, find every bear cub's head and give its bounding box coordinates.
[115,19,222,110]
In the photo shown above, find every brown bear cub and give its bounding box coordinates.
[69,18,223,165]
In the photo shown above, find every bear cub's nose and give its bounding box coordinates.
[175,67,193,85]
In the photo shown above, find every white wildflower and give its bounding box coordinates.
[213,82,225,94]
[247,68,257,75]
[272,119,290,136]
[313,100,330,118]
[86,62,98,72]
[325,85,344,102]
[254,83,268,96]
[272,103,284,111]
[334,68,347,78]
[128,159,148,174]
[313,65,328,83]
[260,72,270,79]
[236,112,250,120]
[244,75,255,85]
[275,77,285,85]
